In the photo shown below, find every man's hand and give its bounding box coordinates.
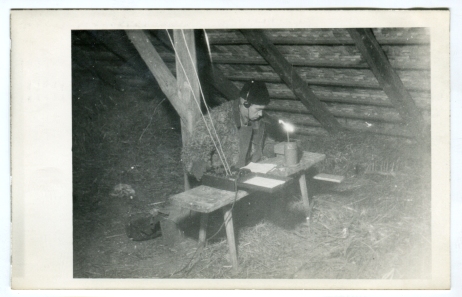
[191,160,208,181]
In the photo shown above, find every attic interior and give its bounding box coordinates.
[72,29,431,279]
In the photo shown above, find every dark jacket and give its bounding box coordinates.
[181,99,269,173]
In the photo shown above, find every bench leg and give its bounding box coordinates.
[198,213,208,245]
[299,173,310,219]
[222,205,238,273]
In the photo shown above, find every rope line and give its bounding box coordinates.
[180,29,232,175]
[166,30,231,176]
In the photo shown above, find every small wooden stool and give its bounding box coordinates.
[169,185,249,273]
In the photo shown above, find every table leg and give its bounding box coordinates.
[299,173,310,218]
[199,213,208,245]
[222,205,238,273]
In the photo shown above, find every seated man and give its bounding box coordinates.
[182,80,276,180]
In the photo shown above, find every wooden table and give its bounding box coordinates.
[259,151,326,216]
[168,151,325,273]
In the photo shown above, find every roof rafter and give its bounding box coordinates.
[347,28,425,136]
[241,29,343,134]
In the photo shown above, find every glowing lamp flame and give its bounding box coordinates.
[279,120,295,142]
[278,120,295,132]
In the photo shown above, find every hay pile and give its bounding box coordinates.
[72,76,186,278]
[72,79,184,212]
[172,170,430,279]
[167,132,431,279]
[297,132,428,177]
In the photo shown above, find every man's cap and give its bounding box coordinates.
[240,80,270,106]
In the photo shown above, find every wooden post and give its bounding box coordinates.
[126,29,202,190]
[174,29,201,190]
[347,29,425,137]
[127,29,202,245]
[241,29,343,134]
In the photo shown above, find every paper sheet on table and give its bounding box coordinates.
[241,162,277,174]
[243,176,286,188]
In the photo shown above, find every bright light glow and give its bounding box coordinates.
[278,120,295,132]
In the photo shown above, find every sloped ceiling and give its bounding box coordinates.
[73,28,430,139]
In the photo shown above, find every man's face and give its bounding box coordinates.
[247,104,267,121]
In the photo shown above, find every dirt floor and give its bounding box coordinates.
[73,78,431,280]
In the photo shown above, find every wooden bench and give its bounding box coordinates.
[169,185,249,273]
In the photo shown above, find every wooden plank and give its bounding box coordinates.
[174,29,202,190]
[267,100,403,123]
[265,111,321,127]
[159,48,430,70]
[170,186,249,213]
[74,49,122,62]
[72,54,123,90]
[125,30,188,121]
[234,81,431,109]
[217,64,430,92]
[266,111,413,138]
[241,29,342,134]
[218,64,380,87]
[205,28,430,45]
[258,152,326,177]
[211,66,241,100]
[234,81,393,107]
[207,44,429,70]
[295,127,329,137]
[270,94,393,108]
[313,173,345,183]
[90,31,147,70]
[297,125,411,139]
[348,29,425,136]
[292,124,411,139]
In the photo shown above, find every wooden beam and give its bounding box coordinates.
[174,30,202,190]
[347,29,425,136]
[172,32,285,141]
[241,29,342,134]
[173,29,201,138]
[125,30,188,122]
